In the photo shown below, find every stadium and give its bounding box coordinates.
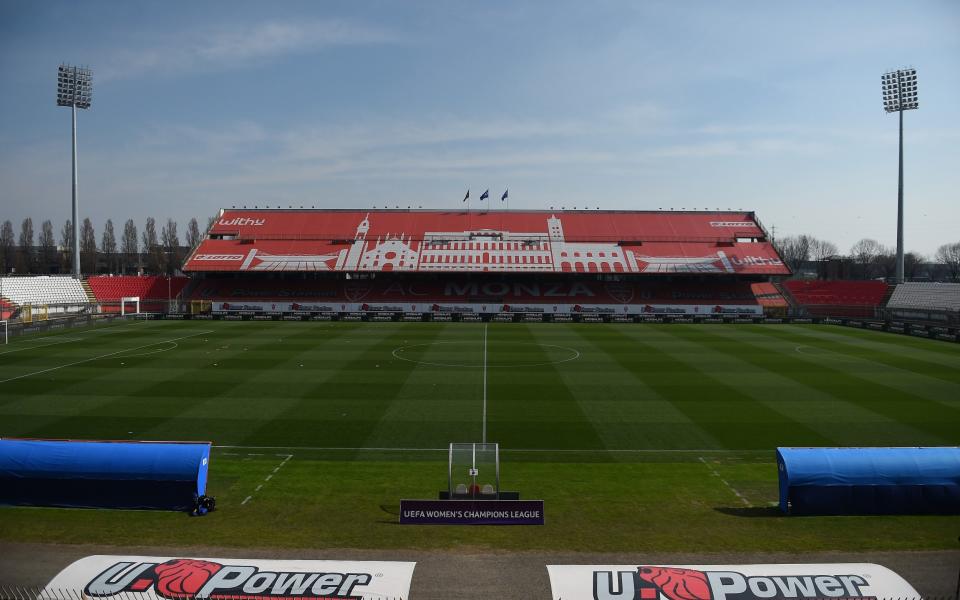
[3,3,960,598]
[2,205,959,599]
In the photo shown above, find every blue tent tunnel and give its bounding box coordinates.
[777,447,960,515]
[0,439,211,511]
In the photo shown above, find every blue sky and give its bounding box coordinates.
[1,0,958,255]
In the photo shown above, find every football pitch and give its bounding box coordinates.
[1,319,958,552]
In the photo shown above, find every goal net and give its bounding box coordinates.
[448,442,500,499]
[120,296,140,316]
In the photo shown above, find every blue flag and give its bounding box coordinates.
[462,189,469,202]
[501,189,508,201]
[480,189,489,201]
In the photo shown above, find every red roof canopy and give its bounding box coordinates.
[184,209,788,275]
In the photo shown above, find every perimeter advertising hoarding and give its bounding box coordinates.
[546,563,919,600]
[400,499,544,525]
[41,555,416,600]
[213,301,762,316]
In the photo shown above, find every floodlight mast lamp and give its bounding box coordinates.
[882,67,918,284]
[57,64,92,279]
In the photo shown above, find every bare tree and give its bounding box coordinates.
[935,242,960,282]
[774,235,811,274]
[0,220,15,273]
[186,217,202,250]
[849,238,884,279]
[101,219,118,274]
[60,219,73,273]
[142,217,161,274]
[17,218,35,274]
[80,217,97,274]
[38,220,56,274]
[808,238,838,279]
[875,245,897,279]
[121,219,139,274]
[903,252,925,280]
[160,218,181,275]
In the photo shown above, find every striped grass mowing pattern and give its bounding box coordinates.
[1,320,957,453]
[0,320,958,552]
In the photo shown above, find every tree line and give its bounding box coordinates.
[0,216,213,276]
[2,216,959,281]
[774,235,960,282]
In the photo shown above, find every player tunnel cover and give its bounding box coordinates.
[546,563,919,600]
[41,556,416,600]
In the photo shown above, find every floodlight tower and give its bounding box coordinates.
[881,67,918,284]
[57,64,93,278]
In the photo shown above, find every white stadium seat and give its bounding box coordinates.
[887,282,960,313]
[0,276,89,307]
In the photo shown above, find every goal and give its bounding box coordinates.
[120,296,140,316]
[448,442,500,499]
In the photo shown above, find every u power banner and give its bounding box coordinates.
[42,555,416,600]
[546,563,919,600]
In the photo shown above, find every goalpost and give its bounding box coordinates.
[1,320,6,345]
[120,296,140,317]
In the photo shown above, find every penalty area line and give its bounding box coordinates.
[699,456,751,507]
[214,444,766,454]
[0,330,214,384]
[241,453,292,506]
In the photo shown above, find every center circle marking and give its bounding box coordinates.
[391,341,581,368]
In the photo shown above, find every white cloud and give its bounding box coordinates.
[98,19,397,81]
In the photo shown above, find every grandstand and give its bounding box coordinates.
[87,275,189,313]
[2,209,958,336]
[0,276,91,319]
[182,208,788,317]
[781,279,890,318]
[750,282,789,315]
[886,282,960,326]
[888,282,960,313]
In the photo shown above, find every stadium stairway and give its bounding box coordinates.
[774,281,801,315]
[880,284,895,308]
[80,279,96,304]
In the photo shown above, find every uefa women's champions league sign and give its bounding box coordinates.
[41,556,416,600]
[546,563,920,600]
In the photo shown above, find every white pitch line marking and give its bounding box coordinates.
[240,454,292,506]
[482,323,488,444]
[215,444,764,454]
[0,330,214,384]
[0,337,84,355]
[0,320,154,355]
[699,456,750,506]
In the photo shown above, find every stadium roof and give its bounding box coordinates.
[184,209,789,275]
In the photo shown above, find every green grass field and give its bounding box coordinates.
[1,319,958,552]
